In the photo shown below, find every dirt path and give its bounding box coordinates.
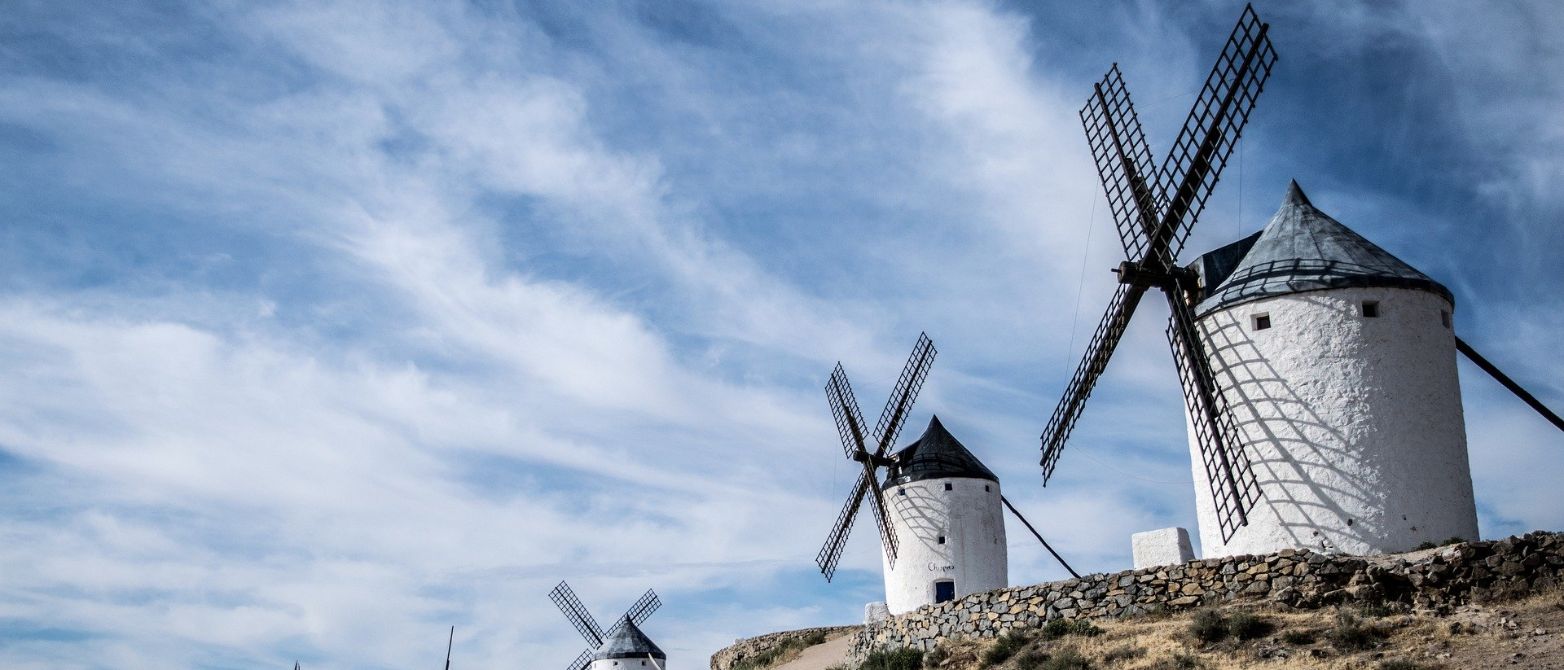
[771,633,853,670]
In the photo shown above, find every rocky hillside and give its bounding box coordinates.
[714,532,1564,670]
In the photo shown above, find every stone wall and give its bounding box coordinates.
[709,625,859,670]
[849,532,1563,660]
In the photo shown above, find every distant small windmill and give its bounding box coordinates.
[1040,4,1277,543]
[817,333,1075,615]
[548,581,664,670]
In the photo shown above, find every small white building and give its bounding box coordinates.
[587,620,665,670]
[878,416,1007,614]
[1185,181,1480,558]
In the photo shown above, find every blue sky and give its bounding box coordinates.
[2,1,1562,668]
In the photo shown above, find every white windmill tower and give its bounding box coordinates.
[815,334,1009,615]
[1183,181,1480,556]
[548,582,665,670]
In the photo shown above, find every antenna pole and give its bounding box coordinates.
[445,625,454,670]
[1456,337,1564,433]
[1000,495,1081,579]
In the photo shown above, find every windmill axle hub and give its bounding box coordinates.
[851,451,897,468]
[1114,260,1195,291]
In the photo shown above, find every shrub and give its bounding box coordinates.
[981,631,1029,666]
[1415,541,1437,551]
[1379,661,1435,670]
[861,648,924,670]
[1327,612,1386,651]
[1041,618,1103,639]
[1358,602,1395,618]
[1016,648,1091,670]
[1226,612,1273,641]
[921,646,949,668]
[1280,629,1316,645]
[1189,610,1228,644]
[1102,645,1145,663]
[1146,653,1205,670]
[801,630,829,646]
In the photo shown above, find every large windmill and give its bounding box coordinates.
[1038,4,1277,543]
[548,581,664,670]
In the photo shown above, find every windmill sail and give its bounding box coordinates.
[1040,3,1276,541]
[815,333,936,580]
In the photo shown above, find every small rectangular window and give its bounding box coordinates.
[1252,313,1271,331]
[943,482,952,491]
[1441,310,1451,328]
[1362,301,1379,318]
[984,484,990,492]
[937,535,946,544]
[898,488,906,496]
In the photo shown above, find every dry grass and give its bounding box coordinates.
[919,589,1564,670]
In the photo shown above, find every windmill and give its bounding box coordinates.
[1038,4,1277,544]
[815,333,1075,614]
[548,581,664,670]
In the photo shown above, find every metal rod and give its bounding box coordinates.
[445,625,454,670]
[999,495,1080,579]
[1456,336,1564,433]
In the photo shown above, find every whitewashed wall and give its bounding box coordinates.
[880,476,1007,614]
[1190,286,1479,557]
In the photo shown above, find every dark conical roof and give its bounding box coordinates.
[594,619,666,661]
[882,416,998,488]
[1191,181,1452,316]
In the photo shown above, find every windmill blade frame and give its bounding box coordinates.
[872,333,937,455]
[567,650,593,670]
[1041,5,1275,530]
[816,333,934,582]
[816,469,871,581]
[1165,292,1261,541]
[547,581,605,648]
[1081,63,1162,262]
[607,589,661,635]
[1039,283,1147,482]
[826,364,872,459]
[1152,3,1277,265]
[863,462,899,566]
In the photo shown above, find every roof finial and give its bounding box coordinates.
[1284,179,1313,207]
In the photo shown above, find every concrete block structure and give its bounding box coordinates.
[1185,182,1479,558]
[878,417,1008,614]
[1132,527,1195,569]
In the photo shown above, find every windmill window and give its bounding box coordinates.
[898,488,906,496]
[1361,301,1380,318]
[1252,313,1271,331]
[984,485,990,492]
[934,580,955,603]
[937,535,946,544]
[944,482,952,491]
[1441,310,1451,328]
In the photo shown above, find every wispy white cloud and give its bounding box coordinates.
[1,1,1561,669]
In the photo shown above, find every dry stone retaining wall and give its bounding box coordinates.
[849,531,1564,660]
[709,625,858,670]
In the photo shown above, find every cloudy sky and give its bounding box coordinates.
[2,1,1562,668]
